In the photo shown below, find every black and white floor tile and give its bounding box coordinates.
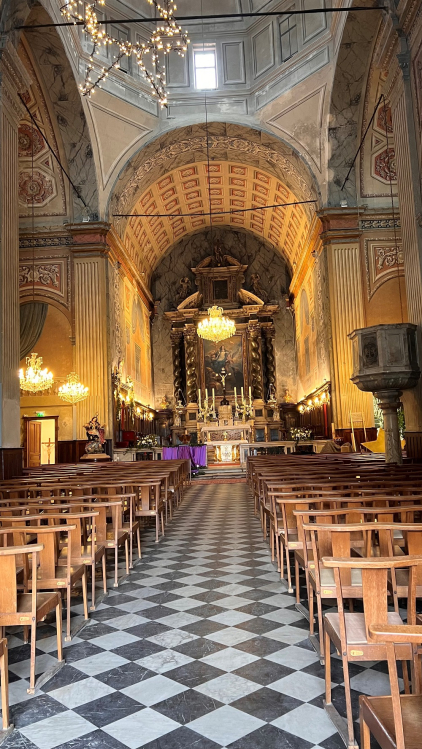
[2,484,388,748]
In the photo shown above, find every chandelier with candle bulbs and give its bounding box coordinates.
[19,353,54,394]
[58,372,89,404]
[61,1,189,107]
[197,306,236,344]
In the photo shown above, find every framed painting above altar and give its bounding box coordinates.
[202,334,245,395]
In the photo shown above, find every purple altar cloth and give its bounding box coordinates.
[162,446,207,466]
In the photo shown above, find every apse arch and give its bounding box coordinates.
[108,122,321,284]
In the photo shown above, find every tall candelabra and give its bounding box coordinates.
[234,386,254,421]
[197,388,216,422]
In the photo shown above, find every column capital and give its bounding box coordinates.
[0,38,31,124]
[170,329,184,344]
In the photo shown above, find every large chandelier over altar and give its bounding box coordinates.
[19,353,54,393]
[58,372,89,404]
[61,1,189,107]
[197,306,236,344]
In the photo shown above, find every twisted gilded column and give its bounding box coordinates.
[171,330,183,402]
[248,323,263,400]
[264,325,276,399]
[0,40,31,450]
[184,325,198,404]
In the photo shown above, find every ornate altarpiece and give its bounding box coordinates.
[164,248,286,451]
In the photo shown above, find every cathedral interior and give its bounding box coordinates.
[0,0,422,747]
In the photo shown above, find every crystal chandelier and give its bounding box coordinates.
[197,306,236,344]
[19,353,54,393]
[61,1,189,107]
[58,372,89,404]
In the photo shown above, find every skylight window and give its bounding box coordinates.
[194,47,217,90]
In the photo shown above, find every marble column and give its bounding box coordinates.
[0,40,31,456]
[389,44,422,456]
[70,224,111,440]
[184,325,198,405]
[171,330,183,402]
[263,325,276,400]
[248,323,264,400]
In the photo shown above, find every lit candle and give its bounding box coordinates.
[198,389,201,408]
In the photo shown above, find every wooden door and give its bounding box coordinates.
[28,421,41,467]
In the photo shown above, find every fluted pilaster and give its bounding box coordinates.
[327,244,374,429]
[74,255,110,439]
[0,39,31,447]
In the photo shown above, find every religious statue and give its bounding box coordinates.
[159,394,171,410]
[281,388,293,403]
[250,273,268,302]
[213,242,225,267]
[83,413,106,454]
[176,277,191,305]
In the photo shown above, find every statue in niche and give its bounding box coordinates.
[250,273,268,302]
[84,413,106,454]
[213,242,225,267]
[176,277,191,305]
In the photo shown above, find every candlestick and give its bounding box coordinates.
[212,388,215,408]
[249,386,251,399]
[241,386,244,400]
[198,389,201,408]
[234,387,237,404]
[205,388,208,404]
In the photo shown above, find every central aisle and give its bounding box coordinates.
[7,484,341,749]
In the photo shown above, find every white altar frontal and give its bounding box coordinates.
[199,418,252,463]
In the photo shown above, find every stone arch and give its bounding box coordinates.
[108,122,321,283]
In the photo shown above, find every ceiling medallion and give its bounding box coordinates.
[61,1,189,107]
[197,306,236,344]
[19,353,54,393]
[58,372,89,404]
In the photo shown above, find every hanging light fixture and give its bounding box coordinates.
[61,1,189,107]
[197,306,236,344]
[19,353,54,393]
[58,372,89,404]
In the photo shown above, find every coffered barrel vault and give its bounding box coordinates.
[122,160,312,282]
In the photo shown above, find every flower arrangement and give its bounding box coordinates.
[136,435,159,448]
[290,427,312,442]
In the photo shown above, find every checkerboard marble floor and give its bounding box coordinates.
[2,483,388,749]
